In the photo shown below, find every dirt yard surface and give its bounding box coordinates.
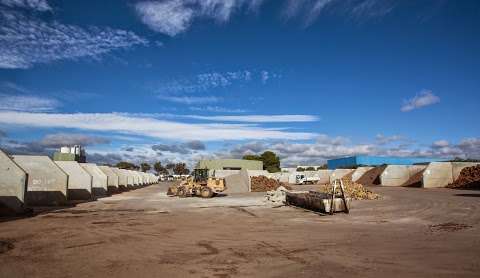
[1,182,480,278]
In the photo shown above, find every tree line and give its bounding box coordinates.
[114,161,190,175]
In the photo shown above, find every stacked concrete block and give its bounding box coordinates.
[0,149,28,213]
[98,166,119,193]
[422,162,480,188]
[80,163,108,197]
[380,165,410,186]
[124,169,135,189]
[55,161,93,200]
[329,169,354,181]
[111,168,128,190]
[351,167,374,182]
[12,155,68,206]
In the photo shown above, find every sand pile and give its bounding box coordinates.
[447,165,480,190]
[321,174,379,200]
[251,176,292,192]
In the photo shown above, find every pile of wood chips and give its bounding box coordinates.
[320,175,380,200]
[251,176,292,192]
[447,165,480,190]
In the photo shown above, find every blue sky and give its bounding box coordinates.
[0,0,479,167]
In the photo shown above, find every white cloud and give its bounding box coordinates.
[157,95,220,104]
[401,90,440,112]
[0,0,51,11]
[186,114,319,123]
[189,106,247,113]
[0,8,147,69]
[134,0,265,36]
[0,111,316,141]
[0,94,59,112]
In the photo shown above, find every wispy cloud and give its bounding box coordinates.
[186,114,319,123]
[157,95,220,104]
[0,4,147,69]
[0,0,51,11]
[0,94,59,112]
[135,0,265,36]
[401,90,440,112]
[0,111,316,141]
[189,106,247,113]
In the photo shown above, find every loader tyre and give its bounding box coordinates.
[177,186,187,198]
[200,187,213,198]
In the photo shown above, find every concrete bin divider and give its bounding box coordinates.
[351,167,374,182]
[421,162,480,188]
[55,161,93,200]
[380,165,410,186]
[80,163,108,197]
[124,170,135,189]
[329,169,354,181]
[0,149,28,214]
[422,162,453,188]
[12,155,68,206]
[98,166,119,193]
[134,171,145,186]
[129,170,139,187]
[224,169,250,193]
[111,168,128,190]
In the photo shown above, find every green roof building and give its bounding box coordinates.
[197,159,263,171]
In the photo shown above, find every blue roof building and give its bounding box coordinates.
[327,156,445,170]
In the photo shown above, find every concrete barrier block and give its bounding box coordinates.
[423,162,453,188]
[0,149,27,213]
[330,169,354,181]
[55,161,92,200]
[12,155,68,206]
[380,165,409,186]
[98,166,119,193]
[124,170,135,188]
[351,167,374,182]
[80,163,108,197]
[111,168,128,190]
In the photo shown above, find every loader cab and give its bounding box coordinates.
[193,168,209,183]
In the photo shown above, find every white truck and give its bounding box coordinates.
[295,173,320,185]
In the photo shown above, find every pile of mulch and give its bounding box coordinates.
[251,176,292,192]
[447,165,480,190]
[356,165,387,186]
[320,174,379,200]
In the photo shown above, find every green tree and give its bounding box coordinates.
[242,154,262,161]
[173,163,190,175]
[116,161,138,170]
[317,164,328,170]
[260,151,280,173]
[154,162,168,175]
[305,166,316,171]
[297,167,305,172]
[166,163,175,169]
[140,163,151,172]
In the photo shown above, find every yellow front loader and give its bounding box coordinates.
[167,168,226,198]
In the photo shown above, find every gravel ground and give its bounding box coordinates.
[0,182,479,278]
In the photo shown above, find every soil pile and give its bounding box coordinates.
[321,175,379,200]
[356,165,387,186]
[251,176,292,192]
[447,165,480,190]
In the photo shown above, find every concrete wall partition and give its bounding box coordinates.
[247,170,270,177]
[0,149,28,213]
[80,164,108,197]
[133,171,144,186]
[351,167,374,182]
[422,162,453,188]
[12,155,68,206]
[224,169,250,193]
[55,161,92,200]
[124,170,135,188]
[422,162,480,188]
[329,169,354,181]
[98,166,119,192]
[111,168,128,190]
[380,165,410,186]
[129,170,139,186]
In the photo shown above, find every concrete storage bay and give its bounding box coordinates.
[55,161,93,200]
[12,155,68,206]
[0,149,28,213]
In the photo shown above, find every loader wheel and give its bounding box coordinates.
[200,187,213,198]
[177,186,187,198]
